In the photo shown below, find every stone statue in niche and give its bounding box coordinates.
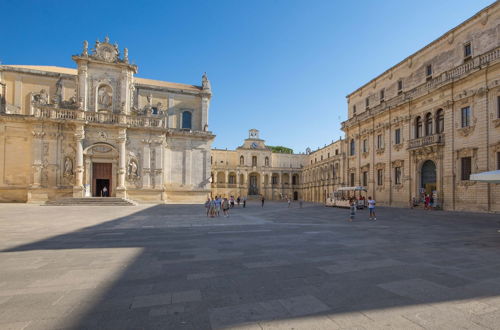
[63,157,73,176]
[127,159,140,182]
[32,89,49,105]
[128,159,138,177]
[97,85,112,110]
[52,78,63,105]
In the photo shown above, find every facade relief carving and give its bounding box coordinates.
[97,85,113,110]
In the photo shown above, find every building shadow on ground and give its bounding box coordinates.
[3,204,500,329]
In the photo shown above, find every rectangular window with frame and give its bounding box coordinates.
[464,42,472,60]
[461,106,470,128]
[395,128,401,145]
[497,152,500,170]
[426,64,432,81]
[272,176,278,184]
[377,134,383,149]
[365,97,369,109]
[353,105,356,114]
[362,171,368,187]
[380,89,385,101]
[362,139,368,153]
[350,172,355,186]
[377,169,383,186]
[461,157,472,180]
[394,167,401,185]
[397,80,403,95]
[497,95,500,119]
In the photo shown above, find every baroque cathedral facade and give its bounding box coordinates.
[0,37,213,203]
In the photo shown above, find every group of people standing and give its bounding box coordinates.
[349,196,376,222]
[205,195,247,218]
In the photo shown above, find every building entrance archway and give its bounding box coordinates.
[421,160,436,195]
[248,173,259,195]
[83,143,119,198]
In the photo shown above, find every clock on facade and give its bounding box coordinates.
[251,142,258,149]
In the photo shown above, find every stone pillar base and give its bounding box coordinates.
[116,187,127,199]
[27,189,49,204]
[72,186,85,198]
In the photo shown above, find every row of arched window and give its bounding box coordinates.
[348,109,445,156]
[415,109,444,138]
[303,163,340,183]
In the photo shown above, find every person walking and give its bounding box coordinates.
[215,196,222,217]
[261,195,265,208]
[209,198,217,218]
[230,196,235,209]
[102,186,108,197]
[287,197,291,208]
[367,196,376,221]
[348,198,356,222]
[237,196,241,207]
[243,196,247,208]
[299,199,303,208]
[424,194,430,210]
[205,198,211,217]
[222,198,230,217]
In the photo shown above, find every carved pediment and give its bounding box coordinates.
[91,37,119,63]
[456,147,478,159]
[457,125,475,137]
[360,163,370,171]
[375,162,385,169]
[392,159,404,168]
[491,141,500,152]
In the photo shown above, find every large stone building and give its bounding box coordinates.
[0,37,214,203]
[300,139,347,203]
[215,3,500,214]
[341,2,500,212]
[211,129,305,200]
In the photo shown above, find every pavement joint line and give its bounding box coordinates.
[207,229,273,234]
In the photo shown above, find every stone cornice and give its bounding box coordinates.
[343,46,500,130]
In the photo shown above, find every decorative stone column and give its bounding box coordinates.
[77,64,88,111]
[73,125,85,197]
[27,127,48,203]
[142,139,151,189]
[116,128,127,198]
[152,137,164,189]
[31,129,45,188]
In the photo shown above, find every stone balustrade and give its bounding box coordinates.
[343,46,500,129]
[31,105,170,129]
[407,133,445,150]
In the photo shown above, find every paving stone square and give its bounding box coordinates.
[0,201,500,329]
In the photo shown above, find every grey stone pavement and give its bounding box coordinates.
[1,202,500,330]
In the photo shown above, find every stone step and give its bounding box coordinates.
[45,197,137,206]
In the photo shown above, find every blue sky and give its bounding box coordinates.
[0,0,495,153]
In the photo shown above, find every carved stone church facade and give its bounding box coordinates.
[0,37,213,203]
